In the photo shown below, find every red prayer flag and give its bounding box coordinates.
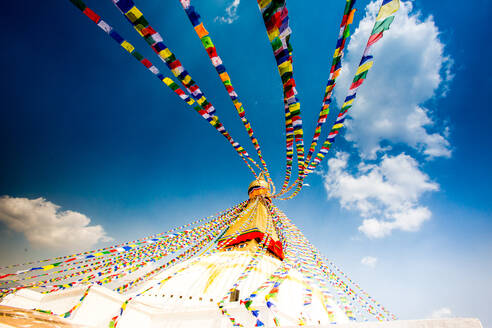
[367,32,383,47]
[141,59,152,68]
[350,78,364,90]
[83,8,100,23]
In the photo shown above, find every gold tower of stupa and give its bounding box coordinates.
[217,173,284,260]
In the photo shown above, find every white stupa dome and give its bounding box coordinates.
[125,250,349,327]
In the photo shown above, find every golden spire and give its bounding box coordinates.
[217,173,283,260]
[247,172,271,199]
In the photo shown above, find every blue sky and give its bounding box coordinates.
[0,0,491,325]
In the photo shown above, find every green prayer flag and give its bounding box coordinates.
[372,16,395,35]
[165,54,176,63]
[291,109,301,116]
[281,72,292,84]
[343,27,351,38]
[201,36,214,49]
[352,70,368,83]
[169,83,179,91]
[271,37,283,52]
[332,56,341,67]
[134,16,149,28]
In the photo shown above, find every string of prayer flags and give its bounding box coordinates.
[67,0,261,178]
[305,0,357,168]
[109,0,268,177]
[255,0,306,184]
[61,285,92,318]
[110,0,214,115]
[312,0,400,167]
[278,102,296,194]
[323,256,397,320]
[275,0,357,198]
[178,0,276,193]
[279,0,400,199]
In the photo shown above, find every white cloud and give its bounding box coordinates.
[324,152,438,238]
[430,307,453,319]
[361,256,378,268]
[335,0,452,159]
[0,196,113,250]
[215,0,240,24]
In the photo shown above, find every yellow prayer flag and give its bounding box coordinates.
[125,6,143,23]
[376,0,400,21]
[279,61,292,76]
[343,99,355,107]
[183,75,192,85]
[43,265,55,271]
[197,96,206,105]
[136,26,145,37]
[289,102,300,111]
[163,77,173,86]
[355,61,373,75]
[258,0,271,9]
[120,41,134,53]
[159,48,172,59]
[332,123,344,129]
[268,28,280,41]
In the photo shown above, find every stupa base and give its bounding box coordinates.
[0,300,483,328]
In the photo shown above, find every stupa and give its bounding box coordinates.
[0,175,483,327]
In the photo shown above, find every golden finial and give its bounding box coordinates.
[247,172,271,199]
